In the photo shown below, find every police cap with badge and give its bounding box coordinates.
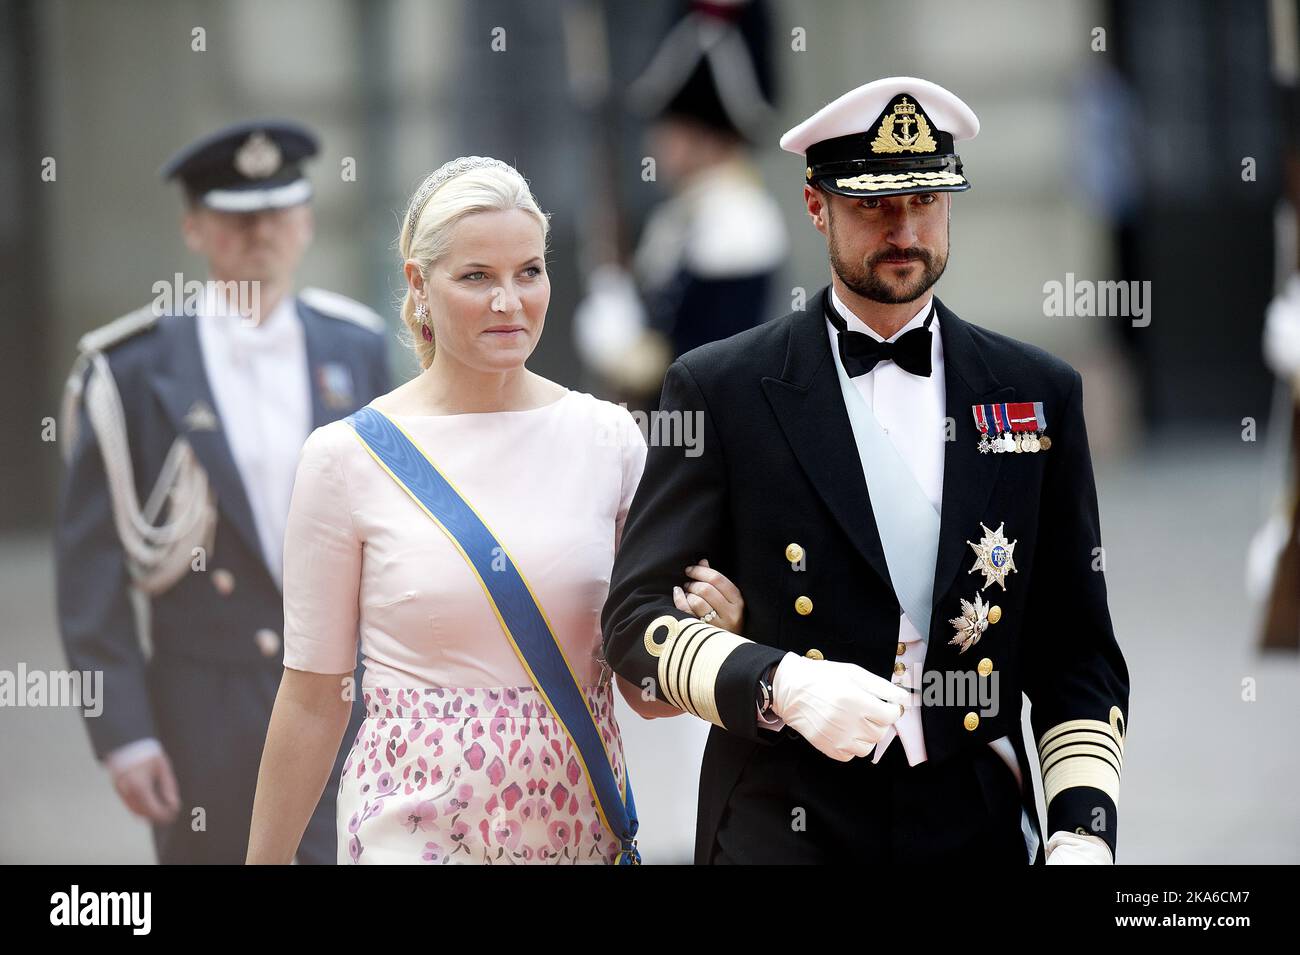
[779,76,979,198]
[160,120,319,211]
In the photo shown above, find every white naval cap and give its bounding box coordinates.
[779,76,979,198]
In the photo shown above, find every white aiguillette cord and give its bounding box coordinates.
[70,352,216,594]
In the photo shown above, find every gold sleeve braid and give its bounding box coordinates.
[643,614,756,730]
[1037,706,1126,809]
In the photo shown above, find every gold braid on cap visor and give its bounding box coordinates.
[833,170,968,191]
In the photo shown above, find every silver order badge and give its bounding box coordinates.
[966,521,1018,591]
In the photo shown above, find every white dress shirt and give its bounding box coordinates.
[196,291,312,588]
[822,286,1103,863]
[828,286,945,767]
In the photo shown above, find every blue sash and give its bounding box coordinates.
[346,406,640,864]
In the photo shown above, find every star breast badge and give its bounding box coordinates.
[948,592,991,652]
[966,521,1018,591]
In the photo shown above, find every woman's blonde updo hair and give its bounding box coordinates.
[398,156,550,369]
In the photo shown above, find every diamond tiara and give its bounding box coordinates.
[403,156,518,239]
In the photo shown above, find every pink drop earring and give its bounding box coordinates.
[414,302,432,342]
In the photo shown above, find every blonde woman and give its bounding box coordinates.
[246,157,744,864]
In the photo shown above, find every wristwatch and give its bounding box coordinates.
[755,664,778,720]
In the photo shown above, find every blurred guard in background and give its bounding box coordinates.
[574,0,787,404]
[1251,0,1300,651]
[55,121,390,863]
[573,0,785,862]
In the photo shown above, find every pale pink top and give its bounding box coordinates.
[281,389,648,689]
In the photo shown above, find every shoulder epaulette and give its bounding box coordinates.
[76,305,160,355]
[298,287,385,333]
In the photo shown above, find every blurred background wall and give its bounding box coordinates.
[2,0,1280,525]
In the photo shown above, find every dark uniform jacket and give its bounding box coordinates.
[603,285,1129,864]
[55,295,389,863]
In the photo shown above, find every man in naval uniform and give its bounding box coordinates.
[55,121,390,863]
[603,78,1130,864]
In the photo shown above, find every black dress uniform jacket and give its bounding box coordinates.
[55,298,389,864]
[602,285,1130,864]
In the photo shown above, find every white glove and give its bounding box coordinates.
[770,652,909,762]
[572,265,647,377]
[1044,830,1113,865]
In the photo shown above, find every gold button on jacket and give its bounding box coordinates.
[785,542,804,564]
[977,658,994,677]
[963,712,980,732]
[254,628,282,658]
[212,568,235,596]
[987,605,1002,625]
[804,648,824,660]
[794,595,813,616]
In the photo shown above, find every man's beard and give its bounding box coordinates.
[828,219,949,305]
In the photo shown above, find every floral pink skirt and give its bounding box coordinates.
[336,683,628,864]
